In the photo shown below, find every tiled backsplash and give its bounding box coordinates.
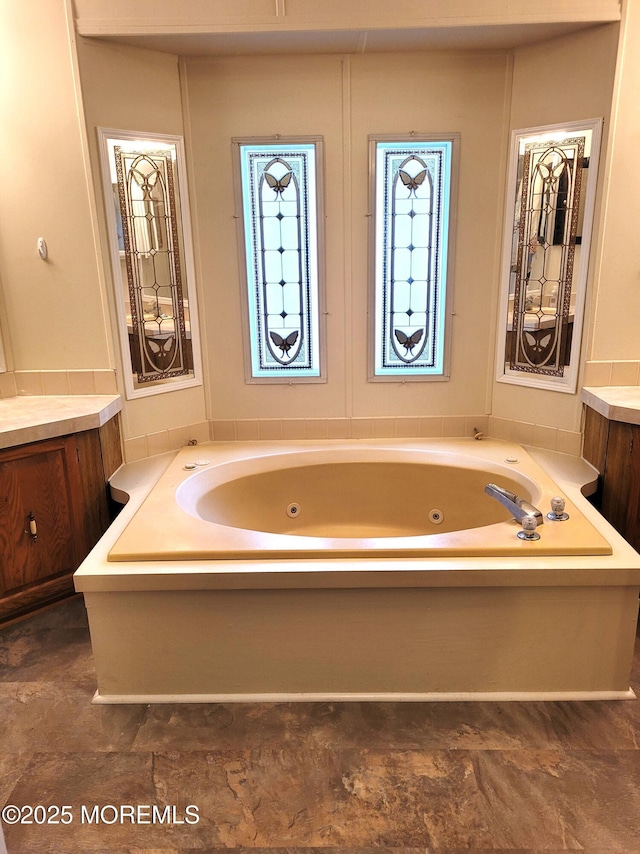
[123,414,582,462]
[0,369,118,398]
[0,371,17,399]
[208,415,486,443]
[583,360,640,387]
[13,370,119,396]
[487,416,582,456]
[0,368,590,462]
[124,421,212,462]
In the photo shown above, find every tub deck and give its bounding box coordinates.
[74,439,640,703]
[108,440,611,561]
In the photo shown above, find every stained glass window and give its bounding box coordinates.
[235,140,324,381]
[98,130,202,399]
[508,136,587,376]
[116,147,191,384]
[371,137,457,378]
[496,120,603,394]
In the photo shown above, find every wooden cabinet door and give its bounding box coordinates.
[0,436,84,597]
[623,423,640,552]
[601,420,640,552]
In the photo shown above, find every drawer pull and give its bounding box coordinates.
[27,511,38,542]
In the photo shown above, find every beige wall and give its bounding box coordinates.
[589,0,640,361]
[490,23,619,432]
[0,0,631,447]
[75,37,208,439]
[184,50,510,420]
[0,0,110,371]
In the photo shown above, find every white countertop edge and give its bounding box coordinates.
[0,395,122,449]
[582,386,640,425]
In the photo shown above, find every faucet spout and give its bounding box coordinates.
[484,483,543,524]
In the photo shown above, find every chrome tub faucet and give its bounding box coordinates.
[484,483,544,525]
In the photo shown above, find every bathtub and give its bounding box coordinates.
[108,440,611,560]
[75,438,640,703]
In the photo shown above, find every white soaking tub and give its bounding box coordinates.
[74,438,640,704]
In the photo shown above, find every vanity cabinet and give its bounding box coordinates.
[0,418,122,624]
[583,405,640,552]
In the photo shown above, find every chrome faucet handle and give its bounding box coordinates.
[517,514,540,541]
[547,496,569,521]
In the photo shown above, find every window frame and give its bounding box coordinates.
[0,272,8,373]
[368,133,459,382]
[232,136,327,384]
[494,118,603,394]
[97,127,203,400]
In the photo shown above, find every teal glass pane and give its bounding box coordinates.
[373,140,453,375]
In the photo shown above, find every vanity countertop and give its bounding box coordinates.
[0,395,122,450]
[581,386,640,425]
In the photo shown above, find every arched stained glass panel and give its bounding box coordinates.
[496,119,603,394]
[115,147,190,385]
[98,130,202,400]
[509,140,584,376]
[235,140,324,381]
[371,138,456,378]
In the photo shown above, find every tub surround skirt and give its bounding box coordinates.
[74,439,640,703]
[84,584,638,703]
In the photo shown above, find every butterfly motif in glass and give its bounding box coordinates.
[114,148,191,385]
[372,139,455,377]
[508,138,586,376]
[237,142,322,379]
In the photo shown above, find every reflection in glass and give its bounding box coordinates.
[99,130,201,398]
[115,146,190,384]
[508,136,586,374]
[498,120,602,392]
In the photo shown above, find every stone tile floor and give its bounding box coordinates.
[0,595,639,853]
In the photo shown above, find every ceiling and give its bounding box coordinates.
[85,21,601,57]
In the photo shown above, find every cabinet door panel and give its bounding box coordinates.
[601,421,633,534]
[600,420,640,552]
[0,443,78,595]
[624,424,640,552]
